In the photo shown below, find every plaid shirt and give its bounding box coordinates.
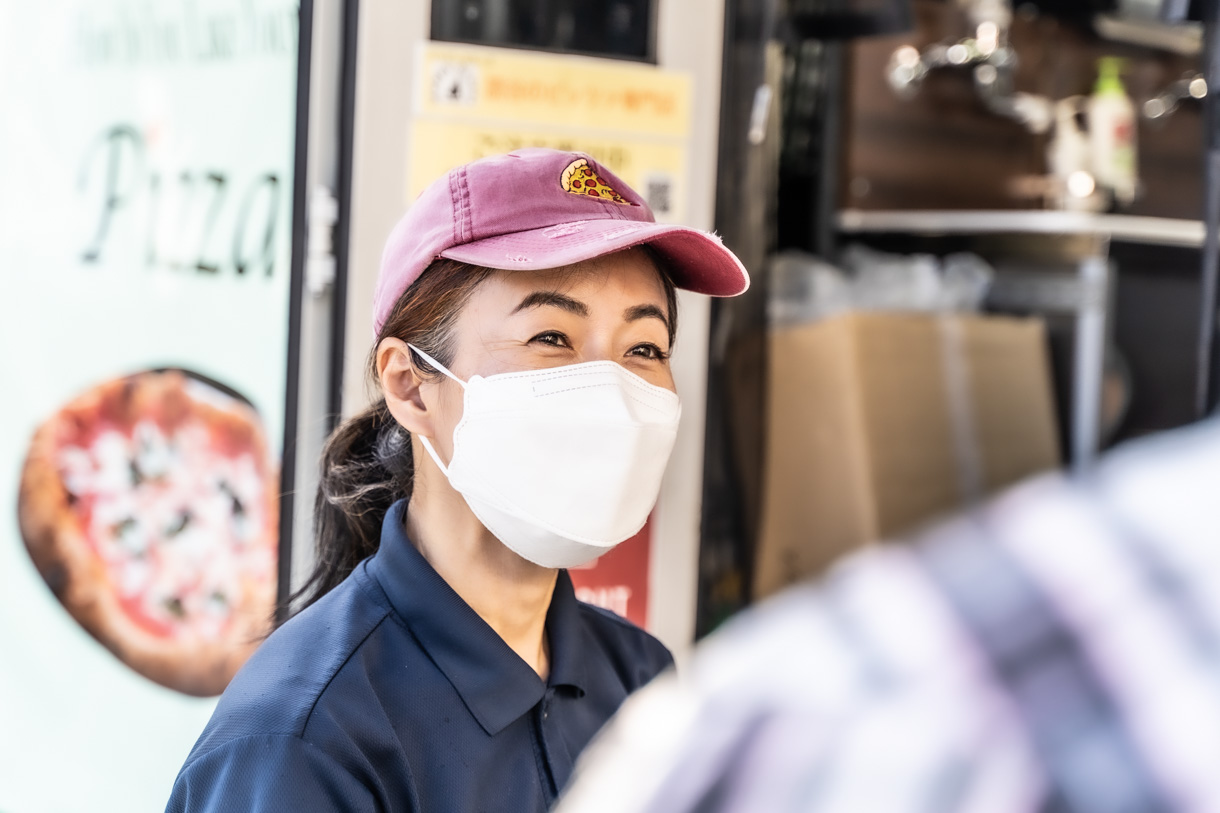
[557,419,1220,813]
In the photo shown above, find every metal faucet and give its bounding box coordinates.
[886,0,1053,133]
[1143,72,1208,120]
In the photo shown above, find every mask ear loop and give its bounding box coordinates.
[407,344,466,388]
[406,344,465,477]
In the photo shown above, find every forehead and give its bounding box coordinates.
[479,249,667,305]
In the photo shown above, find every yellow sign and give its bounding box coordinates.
[410,42,693,223]
[417,42,692,138]
[408,120,688,221]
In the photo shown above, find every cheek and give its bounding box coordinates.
[425,381,467,452]
[635,366,677,393]
[439,381,466,423]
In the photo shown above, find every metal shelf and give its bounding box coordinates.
[1093,14,1203,57]
[837,209,1205,248]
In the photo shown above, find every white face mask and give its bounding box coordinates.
[407,345,682,569]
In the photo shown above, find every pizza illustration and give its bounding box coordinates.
[560,158,636,205]
[17,369,279,697]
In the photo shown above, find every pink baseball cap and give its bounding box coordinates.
[372,148,749,334]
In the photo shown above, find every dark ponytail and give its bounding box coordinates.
[296,398,411,608]
[285,249,679,619]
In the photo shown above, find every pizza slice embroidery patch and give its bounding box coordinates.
[560,158,636,205]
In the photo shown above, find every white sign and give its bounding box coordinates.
[0,1,300,810]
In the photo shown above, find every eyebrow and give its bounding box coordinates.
[510,291,670,332]
[624,304,670,331]
[511,291,589,318]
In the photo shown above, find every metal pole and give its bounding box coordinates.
[277,0,315,623]
[1073,255,1110,471]
[1196,4,1220,416]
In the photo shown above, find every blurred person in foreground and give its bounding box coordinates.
[557,418,1220,813]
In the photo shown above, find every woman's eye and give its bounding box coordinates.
[628,343,670,361]
[529,331,571,349]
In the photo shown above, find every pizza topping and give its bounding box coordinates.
[165,510,192,537]
[218,480,246,517]
[112,517,148,556]
[132,421,174,481]
[164,597,186,618]
[55,411,274,641]
[559,158,636,205]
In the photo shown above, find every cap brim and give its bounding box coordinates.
[440,219,750,297]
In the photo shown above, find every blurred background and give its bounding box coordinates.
[0,0,1214,810]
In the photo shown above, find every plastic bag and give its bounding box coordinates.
[766,246,995,327]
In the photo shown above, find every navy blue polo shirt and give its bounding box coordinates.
[166,499,672,812]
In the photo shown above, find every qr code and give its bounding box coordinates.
[644,174,674,215]
[430,61,479,105]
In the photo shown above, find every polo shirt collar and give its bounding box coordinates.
[544,568,590,697]
[368,500,588,735]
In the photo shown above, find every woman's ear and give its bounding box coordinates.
[376,338,434,437]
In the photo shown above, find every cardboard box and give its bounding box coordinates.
[754,312,1061,599]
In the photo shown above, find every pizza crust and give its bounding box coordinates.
[17,371,278,697]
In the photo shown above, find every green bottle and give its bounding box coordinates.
[1088,56,1138,207]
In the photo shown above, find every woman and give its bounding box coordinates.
[166,148,748,812]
